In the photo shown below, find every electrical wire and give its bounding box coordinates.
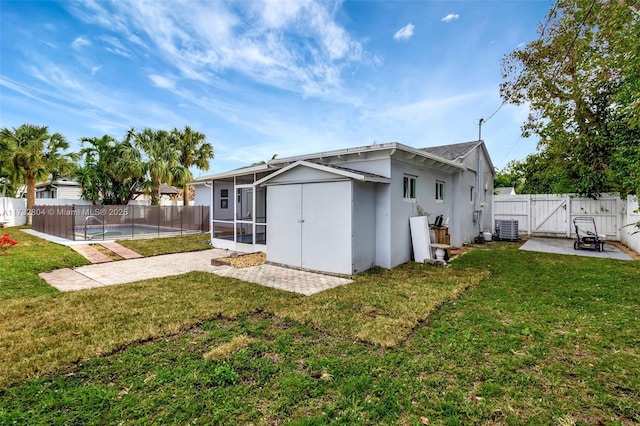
[480,0,560,126]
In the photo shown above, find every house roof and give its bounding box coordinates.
[35,177,80,188]
[159,184,180,195]
[192,140,484,183]
[495,186,516,195]
[421,140,496,176]
[269,142,464,172]
[254,161,391,186]
[420,140,482,161]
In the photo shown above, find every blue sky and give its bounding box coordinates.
[0,0,552,176]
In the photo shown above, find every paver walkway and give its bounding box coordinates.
[70,242,143,263]
[99,242,143,259]
[39,249,353,295]
[70,245,112,264]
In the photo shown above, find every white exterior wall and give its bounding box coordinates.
[389,159,454,268]
[449,148,494,246]
[331,158,391,178]
[375,182,392,268]
[33,199,93,206]
[193,183,211,206]
[352,181,377,273]
[57,185,82,199]
[212,181,234,221]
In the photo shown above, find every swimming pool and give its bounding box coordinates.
[77,224,196,240]
[32,204,209,241]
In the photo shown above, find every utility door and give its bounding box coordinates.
[266,181,352,275]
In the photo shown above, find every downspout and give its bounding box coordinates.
[205,180,213,239]
[476,147,482,235]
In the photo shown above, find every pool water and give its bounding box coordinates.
[76,225,185,240]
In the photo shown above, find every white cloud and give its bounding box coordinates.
[71,36,91,50]
[149,74,176,89]
[90,66,102,75]
[441,14,460,23]
[99,36,133,58]
[66,0,366,99]
[393,23,414,41]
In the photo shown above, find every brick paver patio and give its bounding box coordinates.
[39,249,352,296]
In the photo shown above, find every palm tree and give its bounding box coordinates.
[76,135,116,204]
[0,124,75,224]
[172,126,213,205]
[131,128,191,205]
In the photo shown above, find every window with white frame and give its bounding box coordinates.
[435,180,445,201]
[403,175,417,201]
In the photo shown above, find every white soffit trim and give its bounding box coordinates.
[254,160,391,186]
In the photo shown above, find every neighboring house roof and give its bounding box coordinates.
[35,177,80,188]
[255,161,391,186]
[495,186,516,195]
[134,184,180,195]
[159,184,180,195]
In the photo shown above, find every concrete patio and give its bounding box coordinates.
[519,237,634,260]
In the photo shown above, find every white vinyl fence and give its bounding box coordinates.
[1,198,94,227]
[1,197,27,227]
[493,194,636,243]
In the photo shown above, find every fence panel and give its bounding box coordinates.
[34,205,209,241]
[493,194,623,241]
[493,195,531,233]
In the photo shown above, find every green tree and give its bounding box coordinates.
[130,128,191,206]
[500,0,640,197]
[0,137,20,197]
[76,134,146,205]
[494,160,525,193]
[172,126,213,206]
[0,124,75,224]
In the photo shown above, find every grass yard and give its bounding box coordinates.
[0,227,88,300]
[0,230,638,424]
[117,232,212,257]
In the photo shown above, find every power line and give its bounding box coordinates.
[478,0,561,128]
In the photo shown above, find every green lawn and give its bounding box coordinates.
[0,229,638,424]
[117,232,212,257]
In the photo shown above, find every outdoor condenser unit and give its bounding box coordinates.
[495,219,519,241]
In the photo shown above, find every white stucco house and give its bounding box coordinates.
[192,140,495,275]
[35,177,82,199]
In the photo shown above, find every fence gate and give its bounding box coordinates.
[493,194,623,241]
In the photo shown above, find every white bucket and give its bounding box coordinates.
[483,231,492,242]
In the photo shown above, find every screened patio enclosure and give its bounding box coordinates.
[211,169,270,252]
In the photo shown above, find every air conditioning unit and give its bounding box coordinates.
[495,219,519,241]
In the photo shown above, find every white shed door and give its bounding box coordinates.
[267,182,352,275]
